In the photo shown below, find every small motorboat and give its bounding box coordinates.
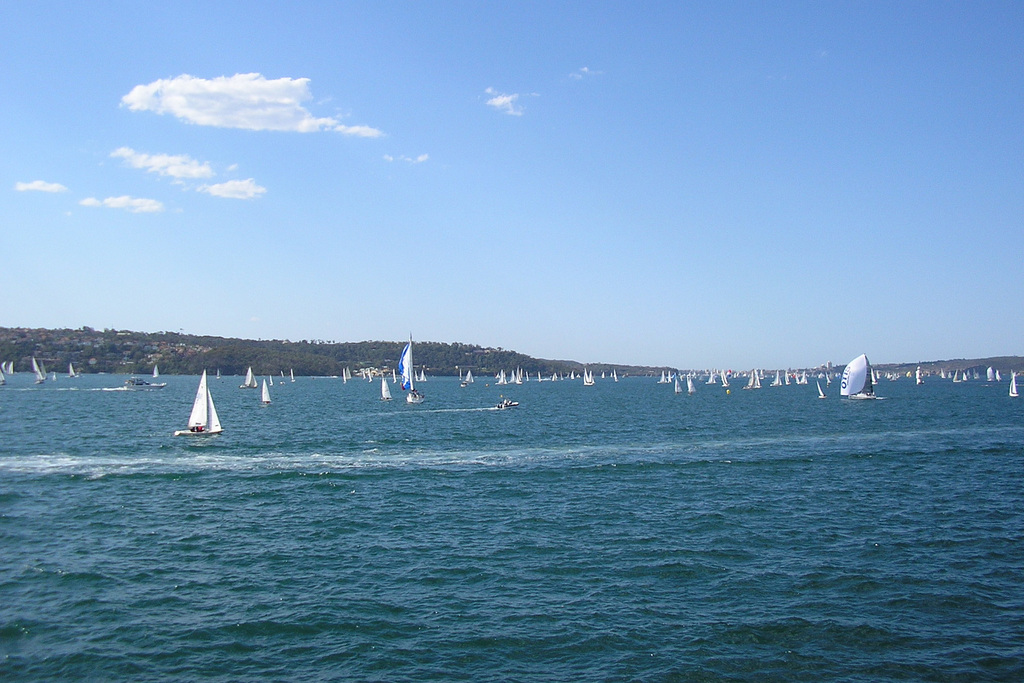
[495,398,519,410]
[124,376,167,389]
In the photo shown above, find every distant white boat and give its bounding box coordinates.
[1010,372,1018,398]
[674,377,682,394]
[916,366,924,385]
[743,369,761,390]
[399,336,424,404]
[996,370,1002,382]
[68,362,80,378]
[241,366,258,389]
[260,379,272,405]
[32,357,46,384]
[291,368,296,383]
[461,369,474,388]
[174,370,223,436]
[720,370,729,388]
[817,380,827,399]
[687,376,696,394]
[613,369,619,382]
[381,377,392,401]
[841,354,877,399]
[583,368,595,386]
[987,366,995,382]
[0,366,5,385]
[268,373,274,386]
[657,370,669,384]
[152,365,159,379]
[771,371,782,387]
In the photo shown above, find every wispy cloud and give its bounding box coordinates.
[15,180,68,193]
[485,87,524,116]
[569,66,602,80]
[198,178,267,200]
[121,73,383,137]
[383,153,429,164]
[79,196,164,213]
[111,147,214,180]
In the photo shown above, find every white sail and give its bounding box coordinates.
[466,369,474,383]
[261,379,272,404]
[32,357,45,383]
[584,368,595,386]
[916,367,923,385]
[1010,372,1018,398]
[817,380,827,399]
[241,366,258,388]
[188,371,210,427]
[772,371,782,387]
[841,354,875,398]
[613,369,619,382]
[720,370,729,388]
[987,366,995,382]
[153,365,159,378]
[674,377,682,394]
[269,374,274,386]
[381,377,392,400]
[177,370,223,435]
[68,362,78,378]
[0,366,5,385]
[686,376,695,394]
[291,368,295,382]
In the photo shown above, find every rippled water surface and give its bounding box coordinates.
[2,373,1022,680]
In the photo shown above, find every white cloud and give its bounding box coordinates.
[15,180,68,193]
[569,66,602,80]
[383,153,429,164]
[198,178,267,199]
[111,147,214,180]
[121,73,383,137]
[79,196,164,213]
[485,87,524,116]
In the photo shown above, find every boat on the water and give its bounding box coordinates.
[124,376,167,389]
[240,367,258,389]
[1010,372,1018,398]
[381,377,392,401]
[495,397,519,409]
[841,354,877,399]
[260,379,272,405]
[399,336,424,404]
[817,380,827,399]
[174,370,223,436]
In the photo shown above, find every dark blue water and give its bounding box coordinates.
[2,373,1023,680]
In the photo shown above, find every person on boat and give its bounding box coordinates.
[191,425,204,433]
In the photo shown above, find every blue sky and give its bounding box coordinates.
[3,2,1021,368]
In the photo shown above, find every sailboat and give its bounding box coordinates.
[290,368,296,383]
[268,373,274,386]
[152,365,160,379]
[613,369,619,382]
[915,366,924,385]
[240,366,258,389]
[583,368,595,386]
[687,376,696,394]
[817,380,827,399]
[68,362,79,378]
[260,379,272,405]
[674,377,682,394]
[174,370,223,435]
[1010,372,1018,398]
[381,376,393,401]
[0,366,5,385]
[399,336,424,403]
[840,354,877,399]
[460,368,474,388]
[32,357,46,384]
[771,371,782,387]
[216,368,222,380]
